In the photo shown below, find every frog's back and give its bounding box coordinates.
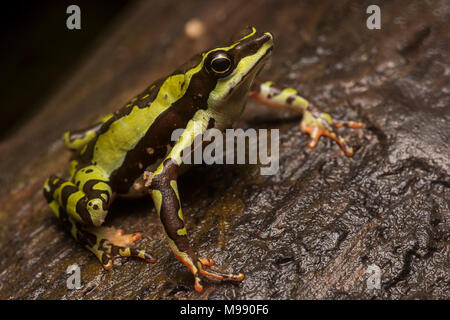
[67,78,165,192]
[70,68,207,194]
[65,50,224,194]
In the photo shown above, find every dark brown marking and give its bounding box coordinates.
[82,179,111,210]
[109,65,219,193]
[151,159,192,254]
[228,32,272,65]
[286,96,296,104]
[43,175,64,203]
[60,184,79,211]
[75,197,94,226]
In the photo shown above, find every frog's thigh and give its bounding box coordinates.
[45,200,155,269]
[46,202,114,267]
[43,171,111,227]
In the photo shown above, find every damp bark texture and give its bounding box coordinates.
[0,0,448,299]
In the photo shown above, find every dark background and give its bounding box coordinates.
[0,0,131,140]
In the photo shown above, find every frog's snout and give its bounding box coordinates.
[263,32,274,42]
[254,32,274,48]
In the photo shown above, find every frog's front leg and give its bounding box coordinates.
[148,110,244,292]
[43,170,155,269]
[249,81,364,156]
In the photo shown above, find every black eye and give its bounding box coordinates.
[208,51,233,75]
[211,56,231,73]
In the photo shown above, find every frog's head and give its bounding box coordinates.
[204,27,273,120]
[180,27,273,126]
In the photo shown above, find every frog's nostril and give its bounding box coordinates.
[256,33,273,46]
[264,32,273,40]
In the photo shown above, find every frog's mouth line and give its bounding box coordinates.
[254,46,273,75]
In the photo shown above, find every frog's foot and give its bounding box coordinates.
[181,257,244,292]
[197,257,245,282]
[82,226,156,269]
[300,109,364,157]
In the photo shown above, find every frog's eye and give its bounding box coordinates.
[207,51,233,76]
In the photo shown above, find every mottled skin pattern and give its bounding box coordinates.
[43,27,363,292]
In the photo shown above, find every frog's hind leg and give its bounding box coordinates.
[51,207,155,269]
[43,175,155,268]
[81,225,156,269]
[43,174,110,227]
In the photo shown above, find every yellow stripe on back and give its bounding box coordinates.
[92,66,203,175]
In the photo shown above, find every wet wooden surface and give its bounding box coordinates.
[0,0,448,299]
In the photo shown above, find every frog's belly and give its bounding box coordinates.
[116,157,194,199]
[110,143,170,195]
[109,111,202,194]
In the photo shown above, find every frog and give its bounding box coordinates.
[43,26,363,292]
